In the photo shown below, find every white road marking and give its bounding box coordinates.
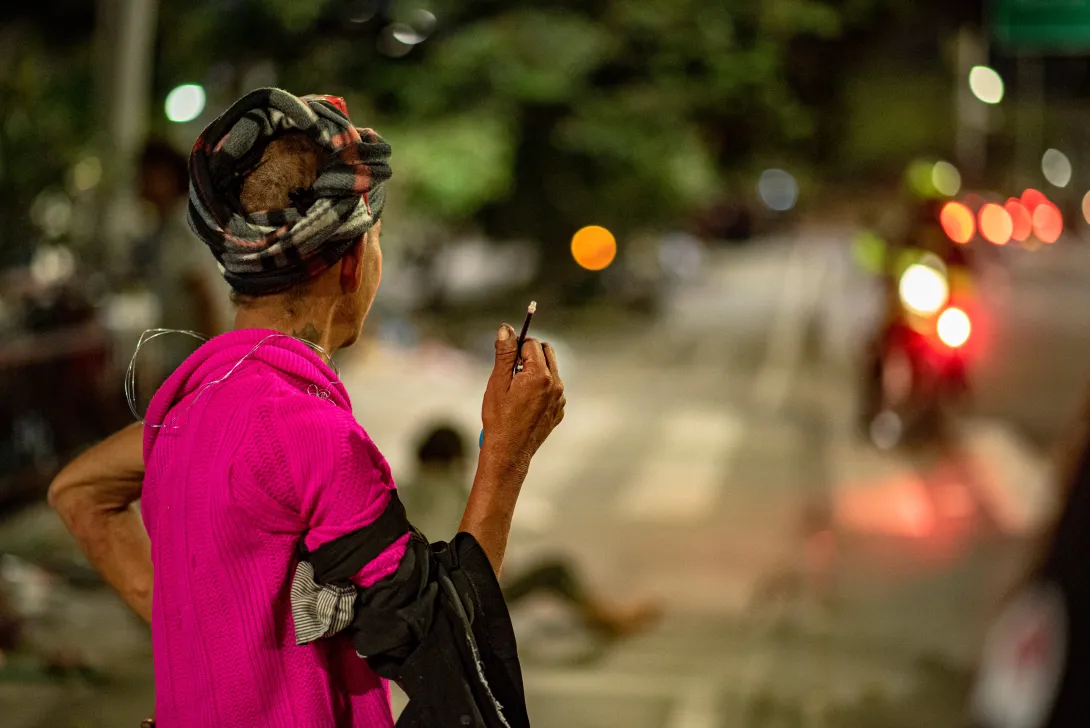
[522,669,690,698]
[956,419,1057,536]
[665,677,722,728]
[619,407,745,522]
[753,241,829,412]
[514,397,629,532]
[684,242,800,366]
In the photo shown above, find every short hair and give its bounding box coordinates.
[239,132,326,213]
[416,424,468,467]
[231,132,327,307]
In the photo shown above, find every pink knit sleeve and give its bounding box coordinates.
[298,414,409,587]
[237,398,408,588]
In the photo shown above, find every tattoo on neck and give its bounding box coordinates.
[292,323,323,344]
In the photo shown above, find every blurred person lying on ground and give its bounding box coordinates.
[133,140,232,373]
[48,89,565,728]
[401,423,659,641]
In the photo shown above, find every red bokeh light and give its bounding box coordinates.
[1033,202,1063,244]
[1005,199,1032,242]
[979,203,1013,245]
[1021,188,1049,212]
[940,201,975,244]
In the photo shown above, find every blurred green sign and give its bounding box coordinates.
[993,0,1090,51]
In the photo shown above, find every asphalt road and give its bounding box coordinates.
[2,227,1087,727]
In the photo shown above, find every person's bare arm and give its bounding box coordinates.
[48,423,153,623]
[459,325,565,574]
[458,453,527,576]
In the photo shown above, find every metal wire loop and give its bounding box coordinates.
[126,329,339,429]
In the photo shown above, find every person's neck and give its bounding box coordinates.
[233,302,343,359]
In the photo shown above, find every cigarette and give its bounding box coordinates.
[514,301,536,374]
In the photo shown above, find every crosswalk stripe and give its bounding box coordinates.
[514,397,630,532]
[664,677,722,728]
[753,242,829,412]
[522,669,689,698]
[956,419,1057,536]
[618,407,745,522]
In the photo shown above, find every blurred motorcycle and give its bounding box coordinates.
[859,240,976,449]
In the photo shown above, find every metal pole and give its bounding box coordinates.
[955,26,988,186]
[1016,56,1044,192]
[94,0,159,275]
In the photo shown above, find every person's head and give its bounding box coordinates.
[232,131,384,349]
[415,423,469,477]
[187,89,393,351]
[138,140,189,215]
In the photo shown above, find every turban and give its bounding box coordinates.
[187,88,392,296]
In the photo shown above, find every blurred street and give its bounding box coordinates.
[5,227,1087,727]
[8,3,1090,725]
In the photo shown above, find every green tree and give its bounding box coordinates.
[4,0,956,286]
[0,10,95,268]
[152,0,901,290]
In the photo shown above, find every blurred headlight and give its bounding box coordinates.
[937,307,971,348]
[898,263,949,316]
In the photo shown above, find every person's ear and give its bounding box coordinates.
[339,235,367,294]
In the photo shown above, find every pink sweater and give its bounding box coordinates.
[141,328,409,728]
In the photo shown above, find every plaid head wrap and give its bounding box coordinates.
[187,88,392,295]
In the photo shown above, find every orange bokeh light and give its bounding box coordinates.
[1005,199,1032,242]
[571,225,618,271]
[940,201,975,243]
[1021,188,1049,212]
[1033,203,1063,244]
[979,203,1013,245]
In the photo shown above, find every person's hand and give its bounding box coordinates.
[480,323,566,475]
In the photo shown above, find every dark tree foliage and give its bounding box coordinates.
[0,0,984,274]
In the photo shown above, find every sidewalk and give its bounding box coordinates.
[0,505,154,726]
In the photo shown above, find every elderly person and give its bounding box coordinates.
[48,89,564,728]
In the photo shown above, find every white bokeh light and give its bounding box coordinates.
[390,22,425,44]
[412,9,437,34]
[165,84,207,123]
[71,156,102,192]
[899,263,949,316]
[1042,149,1073,188]
[931,161,962,197]
[30,189,72,239]
[969,66,1005,104]
[378,26,414,57]
[30,245,75,286]
[757,169,798,212]
[937,307,971,348]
